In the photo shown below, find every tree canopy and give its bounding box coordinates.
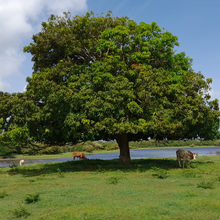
[1,11,219,164]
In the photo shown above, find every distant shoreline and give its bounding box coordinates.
[1,145,219,161]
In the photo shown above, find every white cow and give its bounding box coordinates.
[176,149,198,168]
[19,160,24,166]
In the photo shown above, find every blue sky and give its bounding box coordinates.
[1,0,220,102]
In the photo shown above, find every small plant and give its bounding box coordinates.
[197,181,215,189]
[107,177,119,185]
[190,144,195,147]
[57,168,64,178]
[12,206,31,218]
[25,193,40,204]
[152,167,168,179]
[9,162,18,168]
[0,191,8,198]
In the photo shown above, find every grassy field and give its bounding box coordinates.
[0,156,220,220]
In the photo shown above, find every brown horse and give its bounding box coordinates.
[72,152,87,160]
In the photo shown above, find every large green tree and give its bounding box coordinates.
[23,12,219,164]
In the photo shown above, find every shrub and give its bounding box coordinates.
[93,142,105,150]
[39,146,62,155]
[12,207,31,218]
[82,145,94,152]
[105,143,119,151]
[25,193,40,204]
[214,141,220,146]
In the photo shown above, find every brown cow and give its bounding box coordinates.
[72,152,87,160]
[176,149,198,168]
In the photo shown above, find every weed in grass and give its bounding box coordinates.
[25,193,40,204]
[184,171,197,178]
[9,162,18,168]
[136,164,145,172]
[151,167,168,179]
[107,177,119,184]
[12,206,31,218]
[57,168,64,178]
[197,180,215,189]
[0,191,8,198]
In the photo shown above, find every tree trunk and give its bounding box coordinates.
[115,133,131,165]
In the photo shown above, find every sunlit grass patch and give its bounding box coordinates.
[1,156,220,219]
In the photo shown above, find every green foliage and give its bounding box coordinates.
[0,125,29,155]
[197,180,215,189]
[38,146,62,155]
[25,193,40,204]
[105,143,119,151]
[107,177,119,185]
[22,11,219,144]
[82,144,94,152]
[12,206,31,218]
[9,162,18,168]
[57,168,64,178]
[151,167,168,179]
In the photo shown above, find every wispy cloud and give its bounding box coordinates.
[0,0,88,92]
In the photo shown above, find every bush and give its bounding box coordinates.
[25,193,40,204]
[39,146,62,155]
[105,143,119,151]
[82,145,94,152]
[214,141,220,146]
[0,144,15,157]
[93,142,105,150]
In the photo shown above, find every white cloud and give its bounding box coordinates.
[0,80,11,92]
[0,0,87,92]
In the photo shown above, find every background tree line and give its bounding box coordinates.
[0,11,219,164]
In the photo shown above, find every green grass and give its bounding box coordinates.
[0,156,220,219]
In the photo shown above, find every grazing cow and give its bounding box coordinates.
[72,152,87,160]
[19,160,24,166]
[176,149,198,168]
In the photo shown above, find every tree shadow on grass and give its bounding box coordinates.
[6,158,179,177]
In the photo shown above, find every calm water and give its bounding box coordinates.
[1,147,220,168]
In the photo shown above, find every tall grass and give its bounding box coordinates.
[0,156,220,219]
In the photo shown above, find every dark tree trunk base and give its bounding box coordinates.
[115,133,131,165]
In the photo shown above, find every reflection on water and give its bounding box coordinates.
[1,147,220,168]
